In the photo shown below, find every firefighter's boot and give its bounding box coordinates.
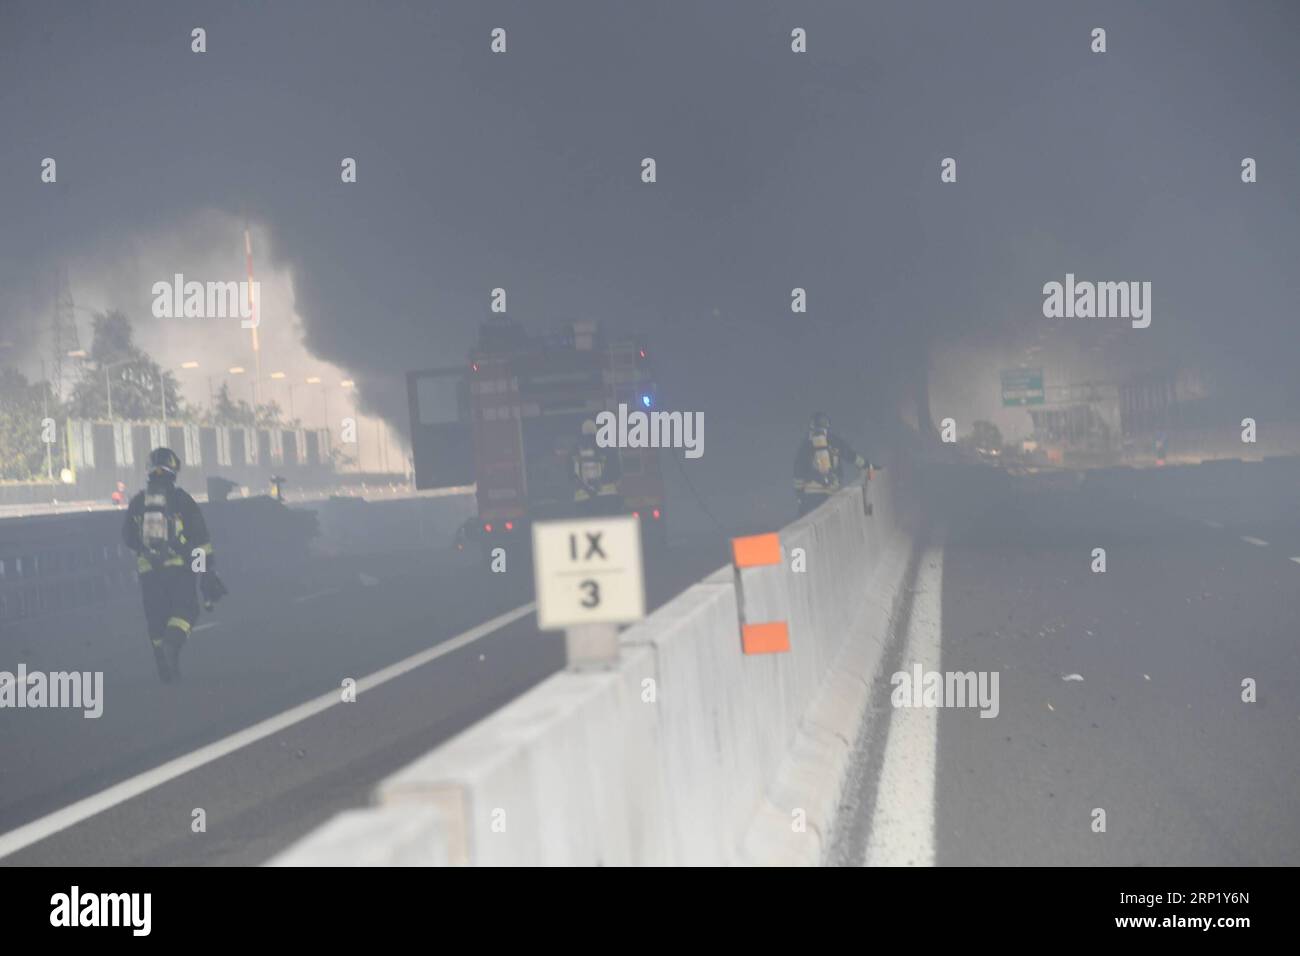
[152,642,175,683]
[163,617,190,682]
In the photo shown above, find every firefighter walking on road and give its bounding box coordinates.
[123,448,227,683]
[793,412,870,517]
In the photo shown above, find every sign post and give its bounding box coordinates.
[532,515,645,670]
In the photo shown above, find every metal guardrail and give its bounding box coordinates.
[0,511,136,628]
[0,497,321,631]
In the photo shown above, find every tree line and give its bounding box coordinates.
[0,311,298,480]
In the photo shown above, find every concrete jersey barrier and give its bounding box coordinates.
[271,468,916,866]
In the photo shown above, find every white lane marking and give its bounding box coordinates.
[864,545,944,867]
[1290,557,1300,566]
[0,601,536,861]
[293,588,342,604]
[192,623,219,633]
[1201,520,1222,529]
[1240,536,1269,547]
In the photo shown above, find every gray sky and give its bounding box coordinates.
[3,1,1298,486]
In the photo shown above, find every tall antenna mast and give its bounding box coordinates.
[52,266,81,402]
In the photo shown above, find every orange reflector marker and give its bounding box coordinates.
[742,621,790,655]
[733,533,790,656]
[732,532,781,568]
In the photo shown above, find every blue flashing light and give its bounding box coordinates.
[641,394,652,408]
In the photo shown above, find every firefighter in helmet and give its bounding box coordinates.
[573,418,622,515]
[793,412,870,516]
[122,448,227,682]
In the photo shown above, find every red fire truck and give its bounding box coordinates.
[406,318,667,559]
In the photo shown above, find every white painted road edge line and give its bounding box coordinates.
[863,545,944,867]
[1290,557,1300,566]
[1240,536,1269,547]
[0,601,536,861]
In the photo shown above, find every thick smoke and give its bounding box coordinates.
[2,1,1298,498]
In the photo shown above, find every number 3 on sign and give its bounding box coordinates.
[580,579,600,607]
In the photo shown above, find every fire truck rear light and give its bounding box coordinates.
[652,509,661,519]
[505,521,514,530]
[632,511,640,519]
[484,523,492,533]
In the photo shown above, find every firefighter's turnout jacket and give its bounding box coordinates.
[794,429,866,500]
[573,443,622,502]
[123,480,213,647]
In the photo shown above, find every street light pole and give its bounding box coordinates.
[97,357,133,436]
[41,359,53,488]
[305,377,322,432]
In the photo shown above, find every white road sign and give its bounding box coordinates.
[532,515,645,630]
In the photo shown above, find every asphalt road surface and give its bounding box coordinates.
[0,526,730,865]
[830,463,1300,866]
[7,461,1295,867]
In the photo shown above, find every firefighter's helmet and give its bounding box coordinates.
[148,447,181,480]
[810,412,830,432]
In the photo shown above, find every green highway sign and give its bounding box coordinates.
[1001,368,1045,407]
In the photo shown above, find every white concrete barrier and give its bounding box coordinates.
[274,469,916,865]
[372,643,666,865]
[267,805,451,866]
